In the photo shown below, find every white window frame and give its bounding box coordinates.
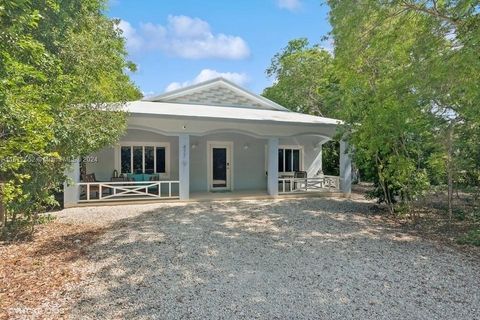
[279,145,303,174]
[265,145,304,175]
[115,142,170,178]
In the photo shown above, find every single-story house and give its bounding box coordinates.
[63,78,351,207]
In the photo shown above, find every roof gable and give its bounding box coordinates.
[144,78,289,111]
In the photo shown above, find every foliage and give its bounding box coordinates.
[0,0,141,235]
[262,38,342,175]
[322,141,339,176]
[328,0,480,214]
[263,38,339,117]
[457,229,480,246]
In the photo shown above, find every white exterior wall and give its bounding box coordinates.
[86,129,179,181]
[190,133,268,192]
[279,135,329,177]
[85,147,115,181]
[83,130,332,194]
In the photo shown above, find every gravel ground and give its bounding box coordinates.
[55,198,480,320]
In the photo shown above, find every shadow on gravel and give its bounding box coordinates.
[70,198,480,320]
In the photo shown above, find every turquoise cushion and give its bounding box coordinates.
[144,174,160,181]
[130,174,143,181]
[126,173,160,181]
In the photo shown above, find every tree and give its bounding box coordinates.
[263,38,342,176]
[0,0,141,236]
[263,38,339,117]
[328,0,480,215]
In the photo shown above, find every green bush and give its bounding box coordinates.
[457,229,480,246]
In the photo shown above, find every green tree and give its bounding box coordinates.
[328,0,480,215]
[0,0,141,235]
[263,38,339,117]
[263,38,342,176]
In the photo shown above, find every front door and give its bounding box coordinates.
[208,142,232,191]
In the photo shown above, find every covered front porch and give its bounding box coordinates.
[63,101,352,207]
[64,134,351,207]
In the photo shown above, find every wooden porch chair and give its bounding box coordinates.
[294,171,308,191]
[81,173,100,199]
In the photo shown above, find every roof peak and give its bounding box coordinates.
[144,77,290,112]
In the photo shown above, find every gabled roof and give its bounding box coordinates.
[144,77,290,112]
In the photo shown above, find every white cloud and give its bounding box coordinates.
[165,69,249,92]
[141,90,156,99]
[277,0,302,11]
[118,20,144,51]
[118,16,250,60]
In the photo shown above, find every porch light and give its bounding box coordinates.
[191,143,197,149]
[243,144,249,150]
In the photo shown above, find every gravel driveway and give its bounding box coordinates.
[57,198,480,319]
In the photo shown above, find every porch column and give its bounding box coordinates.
[64,158,80,208]
[179,134,190,200]
[267,137,279,196]
[340,140,352,194]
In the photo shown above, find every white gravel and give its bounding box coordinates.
[55,198,479,319]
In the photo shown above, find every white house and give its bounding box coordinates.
[64,78,351,207]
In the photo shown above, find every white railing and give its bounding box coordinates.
[78,180,180,202]
[278,175,340,193]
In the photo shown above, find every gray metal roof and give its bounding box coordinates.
[126,100,340,126]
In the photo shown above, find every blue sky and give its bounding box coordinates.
[107,0,331,96]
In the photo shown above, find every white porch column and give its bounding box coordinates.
[179,134,190,200]
[340,140,352,194]
[307,139,327,177]
[64,158,80,208]
[267,137,279,196]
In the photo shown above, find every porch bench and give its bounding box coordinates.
[126,173,161,182]
[124,173,165,195]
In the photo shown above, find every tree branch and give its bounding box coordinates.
[400,1,460,26]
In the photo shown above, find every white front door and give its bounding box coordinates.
[208,141,233,191]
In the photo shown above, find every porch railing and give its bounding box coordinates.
[278,175,340,193]
[78,180,180,202]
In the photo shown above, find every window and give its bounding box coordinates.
[144,146,154,173]
[278,147,302,173]
[133,146,143,173]
[120,146,131,173]
[120,144,169,175]
[156,147,166,173]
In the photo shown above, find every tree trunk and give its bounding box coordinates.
[376,155,395,216]
[446,124,454,221]
[0,182,5,231]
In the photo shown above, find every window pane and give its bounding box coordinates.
[278,149,284,172]
[145,146,154,174]
[285,149,292,172]
[293,149,300,172]
[121,146,131,173]
[133,146,143,173]
[156,147,166,173]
